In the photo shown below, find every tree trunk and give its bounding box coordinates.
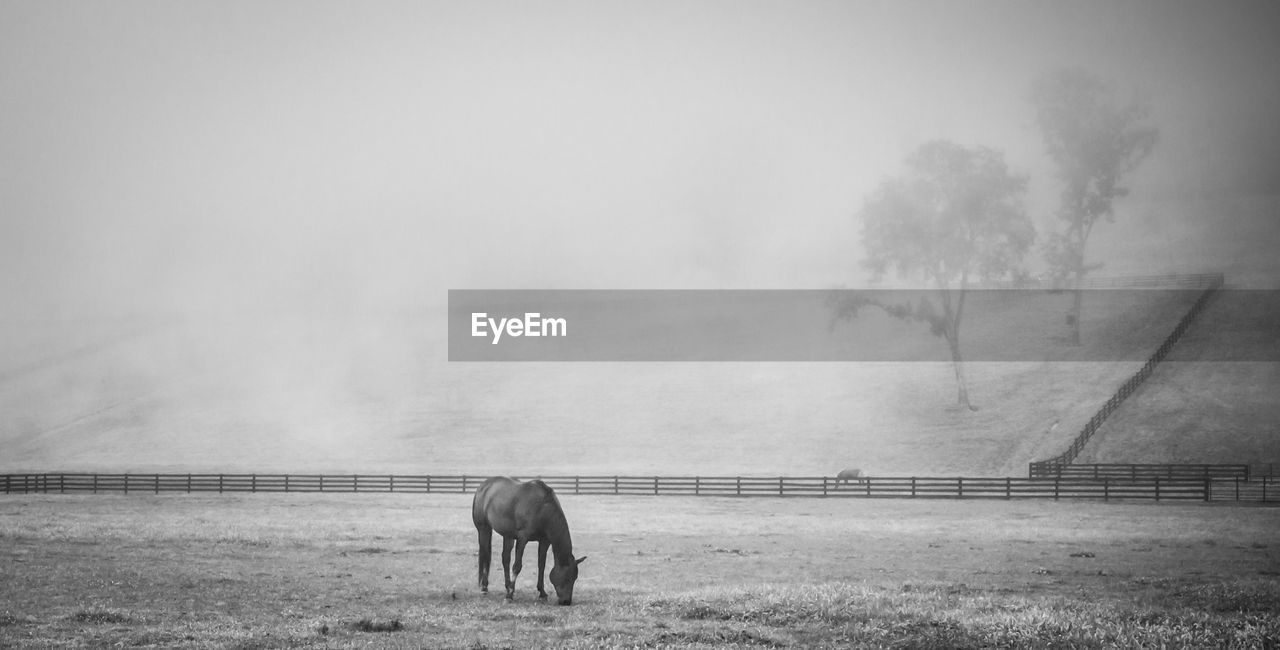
[947,333,977,411]
[1068,268,1084,346]
[1066,203,1091,346]
[939,285,977,411]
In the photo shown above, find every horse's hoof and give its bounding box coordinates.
[538,593,547,600]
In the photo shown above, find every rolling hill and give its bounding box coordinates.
[1076,287,1280,467]
[8,283,1268,478]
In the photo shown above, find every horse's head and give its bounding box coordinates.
[549,556,587,605]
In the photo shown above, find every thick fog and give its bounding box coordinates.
[2,1,1278,471]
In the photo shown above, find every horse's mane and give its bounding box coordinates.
[528,480,572,552]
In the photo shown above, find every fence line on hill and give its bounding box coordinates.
[4,472,1267,502]
[1030,272,1225,477]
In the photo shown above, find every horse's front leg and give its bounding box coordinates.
[536,541,549,599]
[512,537,528,598]
[501,536,515,601]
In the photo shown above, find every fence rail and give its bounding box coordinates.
[1027,463,1250,481]
[1076,273,1225,289]
[2,473,1260,501]
[1210,477,1278,502]
[1031,273,1225,474]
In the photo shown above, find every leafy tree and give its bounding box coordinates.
[1031,68,1158,344]
[833,140,1034,410]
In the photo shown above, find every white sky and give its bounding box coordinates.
[3,0,1279,323]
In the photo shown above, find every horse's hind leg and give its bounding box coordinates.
[476,525,492,593]
[501,536,516,600]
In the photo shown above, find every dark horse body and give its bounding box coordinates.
[472,476,586,605]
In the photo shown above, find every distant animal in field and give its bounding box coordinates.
[835,468,866,487]
[472,476,586,605]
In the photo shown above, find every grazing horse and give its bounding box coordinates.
[472,476,586,605]
[836,468,866,488]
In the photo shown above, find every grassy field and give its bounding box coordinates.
[2,493,1278,648]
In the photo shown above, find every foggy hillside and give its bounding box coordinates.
[2,1,1278,475]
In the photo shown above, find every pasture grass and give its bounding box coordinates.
[650,582,1280,648]
[1,494,1278,648]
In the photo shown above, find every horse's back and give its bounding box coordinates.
[837,468,864,481]
[472,476,520,529]
[473,477,562,536]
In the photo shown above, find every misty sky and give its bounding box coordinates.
[3,0,1280,327]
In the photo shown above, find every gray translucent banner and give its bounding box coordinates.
[447,289,1278,361]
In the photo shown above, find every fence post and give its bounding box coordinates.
[695,476,700,496]
[911,477,916,498]
[93,474,97,494]
[778,477,784,496]
[736,476,741,496]
[614,476,618,495]
[285,475,290,493]
[124,473,129,495]
[252,474,257,493]
[822,477,827,497]
[1235,477,1240,501]
[1005,477,1011,500]
[1104,478,1110,502]
[154,474,159,495]
[653,476,659,496]
[1204,478,1211,502]
[389,475,395,493]
[218,474,223,494]
[1054,476,1059,501]
[575,476,580,495]
[957,477,964,499]
[1155,477,1161,502]
[187,474,192,493]
[462,475,468,494]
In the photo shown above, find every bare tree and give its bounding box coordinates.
[1031,68,1158,344]
[835,140,1034,410]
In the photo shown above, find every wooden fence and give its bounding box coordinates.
[0,473,1225,501]
[1030,273,1225,474]
[1210,477,1279,502]
[1028,463,1250,481]
[1076,273,1225,289]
